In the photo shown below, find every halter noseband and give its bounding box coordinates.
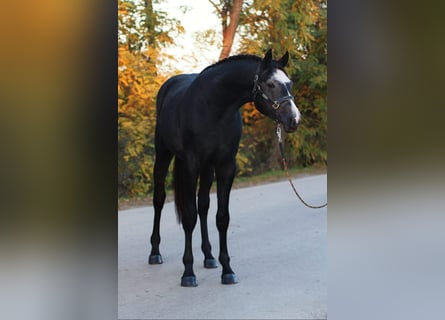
[252,73,294,110]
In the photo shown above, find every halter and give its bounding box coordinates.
[252,73,294,110]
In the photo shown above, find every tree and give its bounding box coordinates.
[236,0,327,170]
[118,0,182,197]
[209,0,244,60]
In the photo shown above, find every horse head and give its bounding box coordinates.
[253,49,301,132]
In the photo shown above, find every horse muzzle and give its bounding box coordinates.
[279,99,301,132]
[282,115,300,132]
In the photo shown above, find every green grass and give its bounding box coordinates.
[232,165,326,188]
[118,164,326,211]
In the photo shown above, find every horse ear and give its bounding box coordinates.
[278,51,289,68]
[260,49,273,71]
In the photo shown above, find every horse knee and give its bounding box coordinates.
[216,211,229,231]
[182,210,198,231]
[153,198,165,212]
[153,185,166,206]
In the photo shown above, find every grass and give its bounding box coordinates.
[118,164,326,211]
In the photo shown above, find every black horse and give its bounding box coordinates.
[148,49,301,287]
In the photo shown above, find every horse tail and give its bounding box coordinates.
[173,156,184,224]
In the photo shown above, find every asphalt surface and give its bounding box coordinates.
[118,174,327,319]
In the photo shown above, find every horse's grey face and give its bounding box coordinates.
[254,49,301,133]
[260,69,301,132]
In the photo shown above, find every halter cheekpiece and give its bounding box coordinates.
[252,73,294,110]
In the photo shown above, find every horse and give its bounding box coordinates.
[148,49,301,287]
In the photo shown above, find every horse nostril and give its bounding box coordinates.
[289,117,298,128]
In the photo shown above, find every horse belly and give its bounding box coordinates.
[200,124,241,165]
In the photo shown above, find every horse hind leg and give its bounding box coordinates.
[175,157,200,287]
[198,165,217,269]
[148,147,173,265]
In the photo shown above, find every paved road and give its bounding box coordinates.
[119,174,327,319]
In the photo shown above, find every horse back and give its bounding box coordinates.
[156,74,197,115]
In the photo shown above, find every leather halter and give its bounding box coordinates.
[252,73,294,110]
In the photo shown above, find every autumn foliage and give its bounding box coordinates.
[118,47,165,197]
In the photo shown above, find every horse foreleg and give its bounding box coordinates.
[215,160,238,284]
[148,147,173,265]
[198,165,217,268]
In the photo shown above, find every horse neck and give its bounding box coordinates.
[198,59,259,109]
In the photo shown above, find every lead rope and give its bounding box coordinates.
[276,123,327,209]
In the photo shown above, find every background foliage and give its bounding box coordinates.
[118,0,327,198]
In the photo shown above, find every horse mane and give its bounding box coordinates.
[201,54,261,73]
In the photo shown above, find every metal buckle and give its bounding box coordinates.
[276,123,282,142]
[272,101,280,109]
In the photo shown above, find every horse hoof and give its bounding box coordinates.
[181,276,198,287]
[221,273,238,285]
[148,254,163,264]
[204,258,218,269]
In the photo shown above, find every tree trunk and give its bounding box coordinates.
[218,0,243,60]
[143,0,157,48]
